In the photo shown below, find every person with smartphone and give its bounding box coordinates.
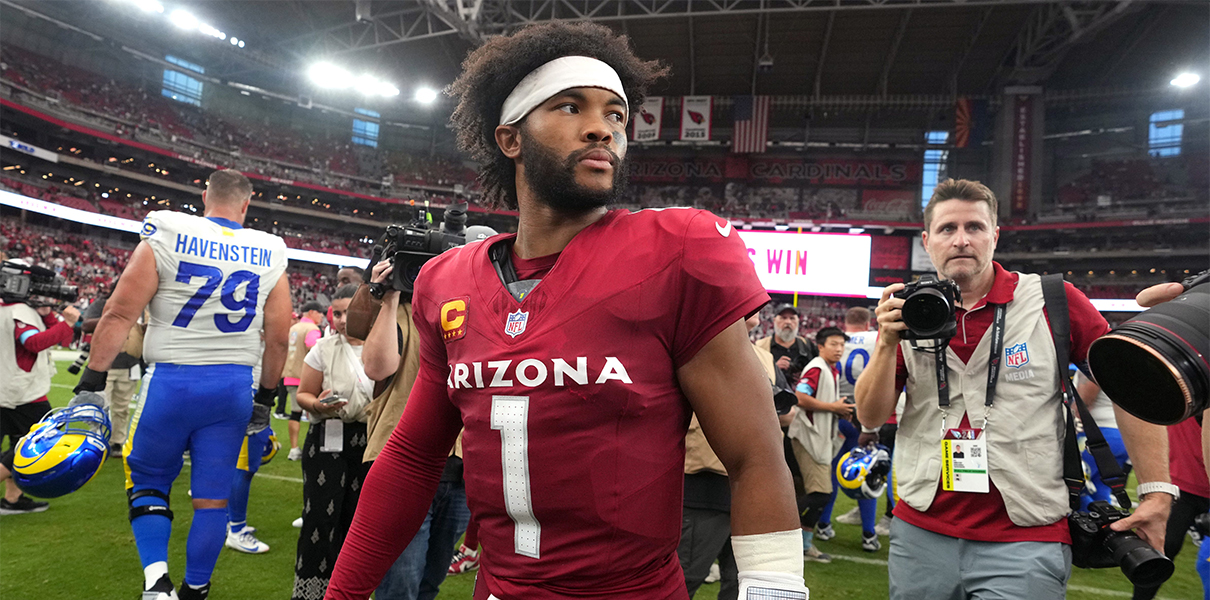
[291,283,373,600]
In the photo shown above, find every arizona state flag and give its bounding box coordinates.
[953,97,988,148]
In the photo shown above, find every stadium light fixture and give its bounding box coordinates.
[414,87,438,104]
[238,40,245,48]
[132,0,164,13]
[309,63,353,89]
[230,37,239,46]
[1171,72,1200,88]
[199,23,226,41]
[169,9,198,30]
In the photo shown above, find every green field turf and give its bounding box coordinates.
[0,361,1201,599]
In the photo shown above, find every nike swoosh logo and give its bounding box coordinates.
[715,221,732,237]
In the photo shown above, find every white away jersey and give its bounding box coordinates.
[139,211,287,366]
[838,329,878,398]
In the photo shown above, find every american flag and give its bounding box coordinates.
[732,95,770,154]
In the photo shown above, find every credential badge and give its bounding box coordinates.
[504,309,529,338]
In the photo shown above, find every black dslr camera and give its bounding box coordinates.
[1069,500,1173,587]
[369,203,471,295]
[894,274,960,340]
[0,260,79,304]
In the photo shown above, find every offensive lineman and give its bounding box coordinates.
[327,22,804,600]
[75,170,291,600]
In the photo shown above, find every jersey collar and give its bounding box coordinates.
[961,261,1017,313]
[206,216,243,230]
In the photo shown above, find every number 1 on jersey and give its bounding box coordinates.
[491,395,541,559]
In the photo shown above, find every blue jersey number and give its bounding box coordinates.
[172,261,259,332]
[844,349,870,386]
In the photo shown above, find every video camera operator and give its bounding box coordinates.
[340,205,493,600]
[854,179,1174,599]
[0,260,80,514]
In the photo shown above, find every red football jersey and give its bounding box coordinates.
[327,208,768,600]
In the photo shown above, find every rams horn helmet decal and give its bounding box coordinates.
[836,444,892,500]
[13,403,111,498]
[261,432,281,466]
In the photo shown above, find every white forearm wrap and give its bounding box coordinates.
[731,529,805,577]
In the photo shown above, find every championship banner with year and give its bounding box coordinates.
[632,96,663,142]
[679,96,712,141]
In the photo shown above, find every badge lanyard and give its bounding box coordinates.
[935,303,1006,435]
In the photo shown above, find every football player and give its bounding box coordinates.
[327,22,804,600]
[74,170,292,600]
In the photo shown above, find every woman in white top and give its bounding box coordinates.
[292,284,373,600]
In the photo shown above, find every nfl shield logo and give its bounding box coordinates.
[504,309,529,338]
[1005,342,1029,369]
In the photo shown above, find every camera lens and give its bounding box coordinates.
[1105,531,1174,587]
[902,288,953,337]
[1088,282,1209,425]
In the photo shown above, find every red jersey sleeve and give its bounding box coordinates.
[15,320,72,354]
[672,211,770,368]
[326,282,462,599]
[1063,281,1109,369]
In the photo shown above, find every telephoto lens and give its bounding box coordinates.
[1088,271,1209,425]
[1103,529,1175,588]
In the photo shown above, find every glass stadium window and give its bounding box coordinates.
[1148,109,1183,157]
[162,55,204,107]
[353,108,380,148]
[921,130,950,207]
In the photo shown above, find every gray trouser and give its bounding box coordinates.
[888,518,1071,600]
[678,507,739,600]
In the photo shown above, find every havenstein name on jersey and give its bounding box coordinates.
[170,233,275,267]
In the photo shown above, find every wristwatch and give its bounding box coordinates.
[1136,481,1180,501]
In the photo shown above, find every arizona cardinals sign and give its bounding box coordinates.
[633,96,663,142]
[680,96,712,142]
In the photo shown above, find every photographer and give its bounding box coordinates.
[353,260,471,600]
[0,289,79,514]
[854,179,1173,599]
[755,304,818,386]
[291,284,373,600]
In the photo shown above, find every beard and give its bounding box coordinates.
[521,134,627,213]
[776,326,796,343]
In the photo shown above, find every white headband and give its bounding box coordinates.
[498,56,629,126]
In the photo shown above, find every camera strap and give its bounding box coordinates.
[1040,274,1132,511]
[935,304,1005,419]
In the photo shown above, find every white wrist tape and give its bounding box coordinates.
[731,529,805,577]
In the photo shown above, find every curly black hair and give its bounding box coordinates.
[447,21,668,211]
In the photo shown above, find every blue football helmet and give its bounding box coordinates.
[261,432,281,466]
[836,445,892,500]
[13,403,111,498]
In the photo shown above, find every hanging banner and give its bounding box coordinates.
[679,96,712,142]
[629,157,920,186]
[632,96,663,142]
[1010,95,1034,217]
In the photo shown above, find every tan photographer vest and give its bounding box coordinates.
[897,272,1069,528]
[0,303,53,408]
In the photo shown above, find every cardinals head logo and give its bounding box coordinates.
[640,110,656,125]
[688,110,705,124]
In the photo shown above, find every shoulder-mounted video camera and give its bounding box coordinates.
[1,261,78,305]
[895,274,960,340]
[368,202,497,296]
